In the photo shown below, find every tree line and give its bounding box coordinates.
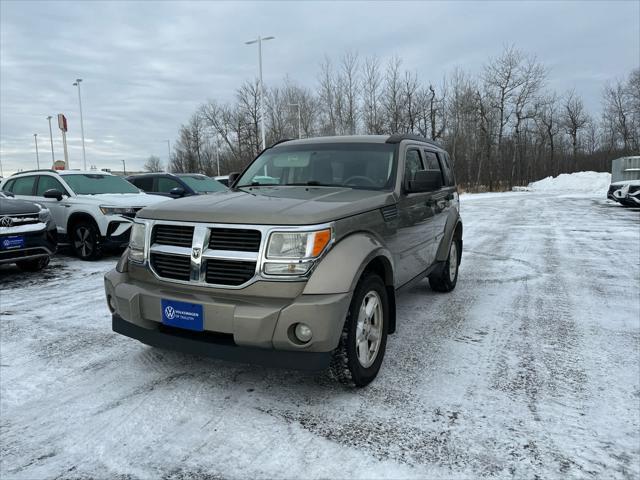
[162,45,639,191]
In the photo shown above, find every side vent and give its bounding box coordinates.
[380,205,398,222]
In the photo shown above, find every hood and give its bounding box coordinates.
[138,186,395,225]
[76,193,170,207]
[0,197,41,215]
[0,197,40,215]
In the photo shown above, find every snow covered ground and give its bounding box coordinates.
[1,191,639,479]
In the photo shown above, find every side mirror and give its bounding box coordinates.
[43,189,63,201]
[169,187,186,197]
[228,172,240,187]
[406,170,442,193]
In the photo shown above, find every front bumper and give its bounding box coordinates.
[0,225,57,265]
[112,314,332,370]
[104,268,352,369]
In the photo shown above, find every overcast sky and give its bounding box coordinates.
[1,0,638,175]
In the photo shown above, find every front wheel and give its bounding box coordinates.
[72,221,102,260]
[429,238,460,292]
[330,273,389,387]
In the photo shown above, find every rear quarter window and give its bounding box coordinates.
[10,176,37,195]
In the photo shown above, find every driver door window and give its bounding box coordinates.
[404,149,424,186]
[157,177,182,193]
[36,176,67,196]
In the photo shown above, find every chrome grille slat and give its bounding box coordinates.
[209,228,261,252]
[150,252,191,281]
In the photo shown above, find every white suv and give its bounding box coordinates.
[1,170,169,260]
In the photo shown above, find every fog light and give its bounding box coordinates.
[294,323,313,343]
[107,295,117,313]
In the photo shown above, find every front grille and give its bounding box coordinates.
[206,259,256,286]
[152,224,194,247]
[209,228,261,252]
[150,252,191,281]
[0,214,39,227]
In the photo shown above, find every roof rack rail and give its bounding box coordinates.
[10,169,59,177]
[385,134,441,147]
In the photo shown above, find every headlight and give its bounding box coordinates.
[100,206,137,216]
[38,207,51,223]
[127,222,146,263]
[266,229,331,259]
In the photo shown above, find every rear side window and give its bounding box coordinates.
[10,176,36,195]
[36,176,67,196]
[438,152,454,186]
[131,177,154,191]
[2,179,15,192]
[423,151,441,171]
[157,177,182,193]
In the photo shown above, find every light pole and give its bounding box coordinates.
[245,35,274,150]
[215,135,220,176]
[121,159,126,176]
[46,116,55,163]
[166,140,171,166]
[33,133,40,169]
[289,103,302,139]
[73,78,87,170]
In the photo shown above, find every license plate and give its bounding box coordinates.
[161,299,204,331]
[0,236,25,250]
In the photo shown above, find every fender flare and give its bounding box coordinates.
[303,232,394,295]
[435,210,463,263]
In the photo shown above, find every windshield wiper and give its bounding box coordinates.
[282,181,342,187]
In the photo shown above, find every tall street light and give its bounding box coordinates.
[245,35,274,150]
[33,133,40,169]
[289,103,302,139]
[73,78,87,170]
[166,140,171,165]
[46,116,55,163]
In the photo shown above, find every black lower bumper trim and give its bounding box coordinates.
[112,314,331,371]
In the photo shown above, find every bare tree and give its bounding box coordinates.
[144,155,163,172]
[562,90,589,171]
[362,55,384,134]
[382,56,403,134]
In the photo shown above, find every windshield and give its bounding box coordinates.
[177,175,226,193]
[63,174,140,195]
[236,143,397,191]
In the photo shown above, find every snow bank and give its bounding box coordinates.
[527,171,611,195]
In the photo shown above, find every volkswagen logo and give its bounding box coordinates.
[0,217,12,228]
[192,247,201,259]
[164,305,176,320]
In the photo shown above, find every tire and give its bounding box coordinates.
[71,221,102,260]
[429,238,460,293]
[330,273,389,387]
[16,256,50,272]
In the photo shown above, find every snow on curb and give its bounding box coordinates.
[527,171,611,195]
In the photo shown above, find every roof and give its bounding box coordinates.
[272,134,443,149]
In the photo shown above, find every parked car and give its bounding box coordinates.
[105,135,463,387]
[127,173,226,197]
[608,156,640,207]
[0,170,169,260]
[214,175,229,187]
[0,194,57,271]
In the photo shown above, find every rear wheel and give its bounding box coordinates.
[330,273,388,387]
[16,256,50,272]
[429,238,460,292]
[72,221,102,260]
